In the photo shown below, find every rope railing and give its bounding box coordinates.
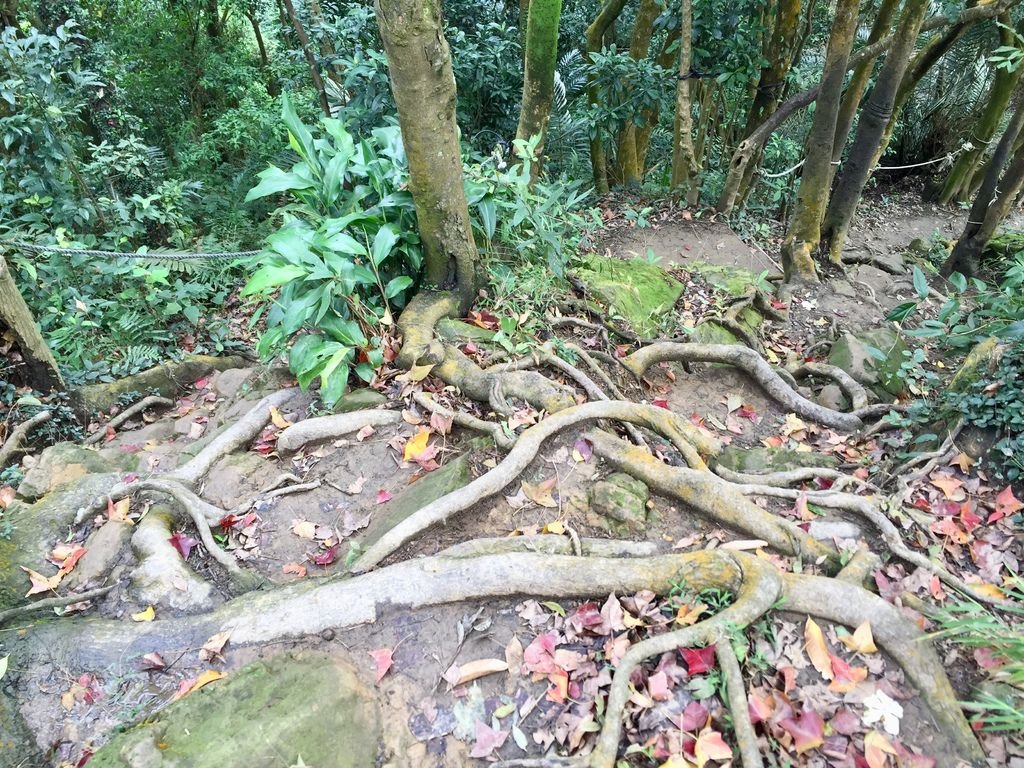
[2,241,261,261]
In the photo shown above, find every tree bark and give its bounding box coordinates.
[939,13,1024,204]
[585,0,629,193]
[831,0,899,169]
[670,0,698,202]
[281,0,331,118]
[515,0,563,180]
[780,0,861,282]
[615,0,660,186]
[942,92,1024,277]
[821,0,929,262]
[0,253,64,392]
[375,0,478,309]
[247,11,280,96]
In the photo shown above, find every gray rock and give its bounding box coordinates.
[89,651,381,768]
[828,328,908,396]
[130,508,216,613]
[211,367,253,400]
[589,473,649,532]
[201,451,267,509]
[63,521,132,590]
[17,443,133,502]
[807,519,862,541]
[816,384,848,411]
[831,279,857,298]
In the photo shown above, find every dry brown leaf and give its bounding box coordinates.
[291,519,318,539]
[838,621,878,654]
[448,658,509,686]
[521,477,558,508]
[269,406,293,429]
[199,631,231,662]
[804,617,833,681]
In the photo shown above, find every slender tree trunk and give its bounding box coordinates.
[205,0,222,39]
[282,0,331,117]
[585,0,629,193]
[614,0,659,185]
[635,27,681,172]
[0,253,64,392]
[515,0,563,180]
[942,92,1024,277]
[940,13,1024,204]
[780,0,861,283]
[831,0,900,169]
[247,11,280,96]
[1,0,17,28]
[670,0,698,202]
[374,0,478,309]
[821,0,929,262]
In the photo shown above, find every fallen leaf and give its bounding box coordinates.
[990,485,1024,523]
[21,566,62,597]
[108,497,133,524]
[356,425,376,441]
[369,648,394,682]
[168,531,199,559]
[864,730,897,768]
[648,670,671,701]
[49,544,87,572]
[346,476,367,495]
[139,652,166,671]
[782,413,808,437]
[282,562,307,578]
[269,405,292,429]
[779,708,825,754]
[406,363,435,381]
[681,646,716,676]
[0,486,14,509]
[311,544,339,566]
[804,618,833,681]
[652,398,670,409]
[929,474,964,500]
[177,669,225,699]
[403,429,432,462]
[131,606,155,622]
[199,631,231,662]
[862,691,903,735]
[829,654,867,693]
[572,437,593,463]
[521,477,558,508]
[291,519,318,539]
[838,621,878,654]
[679,700,710,731]
[949,452,975,472]
[447,658,509,686]
[469,720,508,758]
[694,728,733,768]
[376,489,392,504]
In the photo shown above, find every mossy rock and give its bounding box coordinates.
[948,337,1006,394]
[686,262,762,297]
[574,255,683,336]
[17,442,135,502]
[982,230,1024,261]
[589,472,649,533]
[828,328,908,397]
[89,651,381,767]
[436,318,497,343]
[0,689,40,768]
[74,354,248,414]
[332,388,388,413]
[716,446,839,473]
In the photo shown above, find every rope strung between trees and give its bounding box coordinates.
[758,142,973,179]
[2,241,261,261]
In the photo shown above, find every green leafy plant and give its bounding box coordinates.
[242,97,421,406]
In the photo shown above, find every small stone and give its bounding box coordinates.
[589,473,649,532]
[828,328,908,396]
[320,628,336,641]
[211,368,253,400]
[816,384,848,411]
[807,519,862,541]
[332,388,387,413]
[831,279,857,298]
[17,443,135,502]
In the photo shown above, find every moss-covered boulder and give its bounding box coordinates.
[17,442,135,502]
[716,446,839,473]
[574,255,683,336]
[828,328,908,397]
[948,337,1006,394]
[588,472,649,533]
[89,651,381,767]
[686,262,762,297]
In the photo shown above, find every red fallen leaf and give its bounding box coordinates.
[974,647,1005,671]
[929,517,968,543]
[688,413,706,429]
[959,501,982,533]
[779,708,825,754]
[778,665,797,692]
[376,489,393,504]
[469,720,509,759]
[929,575,946,601]
[122,473,139,484]
[282,562,307,578]
[572,437,594,462]
[989,485,1024,523]
[681,646,716,675]
[75,750,93,767]
[467,309,500,330]
[830,706,861,735]
[546,667,569,702]
[240,512,257,528]
[648,670,671,701]
[311,545,338,566]
[104,425,116,442]
[771,299,788,310]
[736,405,759,422]
[694,728,733,767]
[523,631,559,674]
[368,648,394,682]
[194,377,210,390]
[679,700,709,731]
[829,654,868,693]
[892,741,936,768]
[463,340,479,355]
[747,688,775,725]
[652,398,670,409]
[168,532,199,559]
[139,652,166,671]
[572,601,604,629]
[218,514,239,530]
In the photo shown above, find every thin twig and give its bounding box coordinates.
[83,396,174,445]
[0,585,114,626]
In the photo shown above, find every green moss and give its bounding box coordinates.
[828,328,908,397]
[574,255,683,336]
[89,652,381,767]
[948,337,1004,394]
[716,446,839,473]
[686,262,761,296]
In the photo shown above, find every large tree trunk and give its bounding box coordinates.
[375,0,478,310]
[281,0,331,118]
[830,0,899,169]
[820,0,929,262]
[780,0,861,282]
[585,0,629,193]
[670,0,698,202]
[942,93,1024,277]
[939,13,1024,204]
[515,0,563,180]
[0,253,64,392]
[614,0,660,186]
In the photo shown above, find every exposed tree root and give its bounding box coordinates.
[715,637,763,768]
[83,396,174,445]
[0,585,113,627]
[413,392,515,450]
[395,290,461,368]
[436,345,578,413]
[713,464,876,493]
[169,388,298,486]
[439,535,660,560]
[350,401,721,573]
[276,409,402,453]
[0,409,51,467]
[587,429,837,566]
[790,361,870,410]
[836,546,882,586]
[841,253,906,274]
[623,342,864,431]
